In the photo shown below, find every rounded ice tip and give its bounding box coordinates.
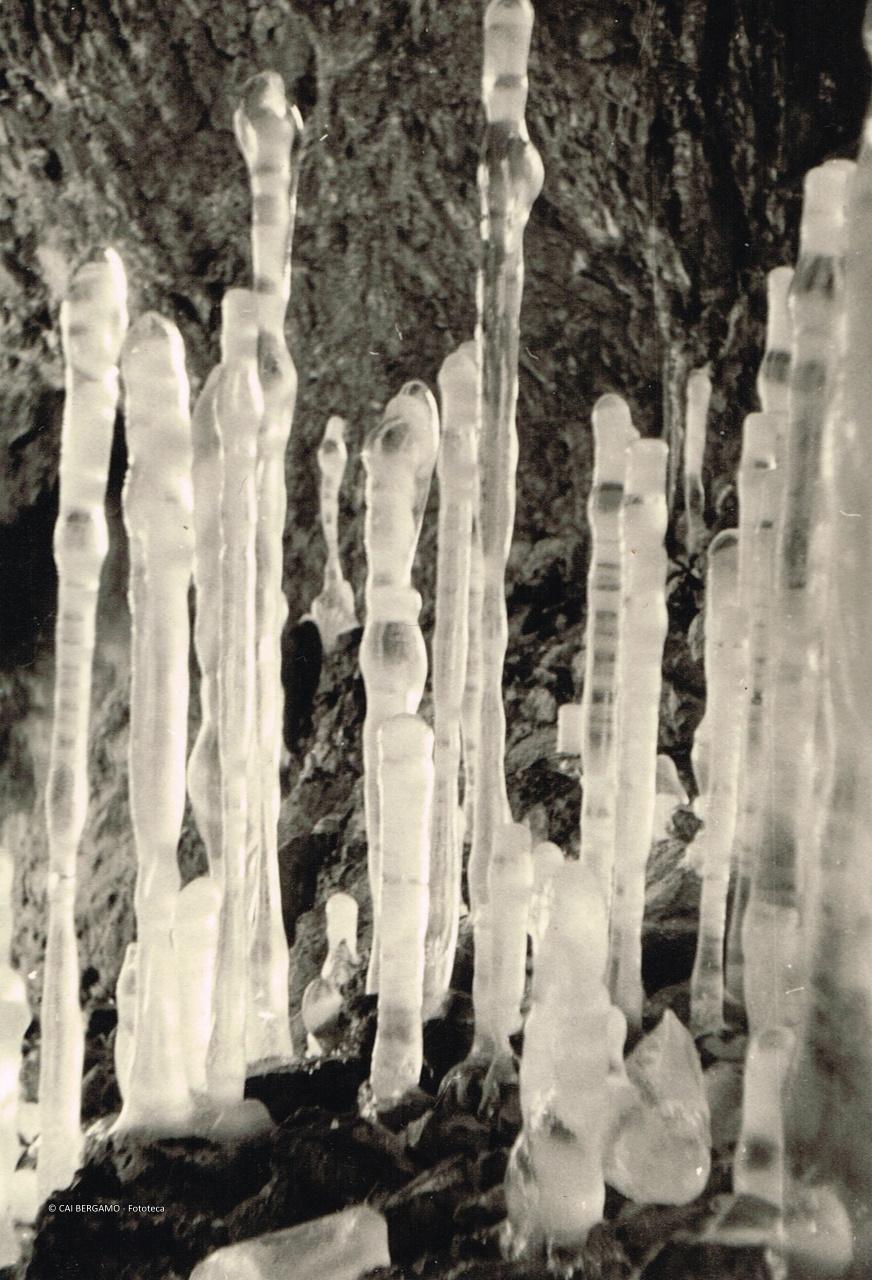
[740,413,777,469]
[591,394,638,468]
[240,70,288,121]
[178,876,222,923]
[800,161,854,251]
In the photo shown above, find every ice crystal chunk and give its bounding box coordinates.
[189,1205,390,1280]
[606,1009,710,1207]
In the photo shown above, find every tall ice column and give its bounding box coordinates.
[116,314,196,1135]
[579,394,638,912]
[38,248,127,1199]
[684,367,711,559]
[424,343,478,1017]
[689,530,746,1036]
[360,384,439,992]
[607,439,669,1030]
[234,71,302,1062]
[206,291,263,1105]
[467,0,543,949]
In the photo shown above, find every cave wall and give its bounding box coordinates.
[0,0,867,1016]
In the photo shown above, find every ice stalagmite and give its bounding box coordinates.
[206,291,263,1108]
[460,529,484,844]
[235,71,302,1064]
[608,439,669,1030]
[424,343,478,1018]
[467,0,543,960]
[783,55,872,1268]
[174,877,222,1095]
[472,822,533,1076]
[743,160,852,1041]
[312,417,358,651]
[38,248,127,1200]
[321,892,359,986]
[113,943,137,1101]
[504,862,615,1264]
[116,313,195,1136]
[689,530,746,1036]
[0,849,29,1265]
[369,715,433,1108]
[579,395,638,911]
[360,384,438,993]
[684,367,711,559]
[188,367,224,880]
[723,414,778,1008]
[756,267,794,418]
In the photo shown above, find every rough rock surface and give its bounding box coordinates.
[0,1,869,1277]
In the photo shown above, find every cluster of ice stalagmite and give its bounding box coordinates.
[369,715,433,1107]
[689,530,746,1036]
[206,291,263,1109]
[424,343,478,1018]
[579,394,638,911]
[311,417,358,651]
[360,384,439,994]
[0,850,28,1265]
[782,54,872,1268]
[38,249,128,1200]
[116,313,196,1135]
[683,367,711,558]
[235,71,300,1064]
[742,160,852,1042]
[468,0,543,1046]
[608,440,669,1030]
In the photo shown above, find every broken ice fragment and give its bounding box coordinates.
[188,1205,390,1280]
[605,1009,711,1206]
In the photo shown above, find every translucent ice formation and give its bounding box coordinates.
[734,1026,794,1208]
[724,414,778,1008]
[608,440,669,1030]
[461,529,484,845]
[113,942,137,1102]
[116,313,195,1136]
[504,862,616,1263]
[39,247,127,1201]
[188,367,224,880]
[579,394,638,911]
[321,892,359,986]
[188,1205,390,1280]
[424,343,478,1018]
[472,822,533,1072]
[174,876,222,1095]
[556,703,583,757]
[467,0,543,950]
[743,160,852,1041]
[756,266,794,418]
[369,715,433,1107]
[311,417,358,651]
[0,849,29,1265]
[301,978,343,1056]
[684,366,711,558]
[605,1009,711,1206]
[690,530,747,1036]
[360,383,438,993]
[527,840,564,961]
[206,291,263,1107]
[235,71,301,1065]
